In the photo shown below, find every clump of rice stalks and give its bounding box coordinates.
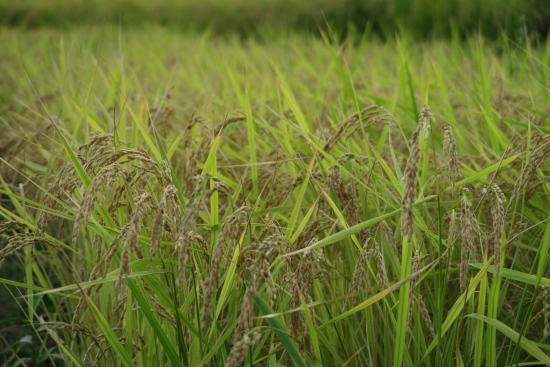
[287,245,320,355]
[189,230,209,261]
[226,329,262,367]
[445,209,458,282]
[346,238,372,308]
[265,173,304,208]
[483,183,506,274]
[323,106,397,153]
[529,285,550,338]
[34,134,113,232]
[73,164,129,244]
[39,316,130,366]
[508,135,550,210]
[226,233,285,366]
[117,192,151,293]
[373,238,388,290]
[31,133,182,324]
[407,250,421,331]
[36,162,79,234]
[213,113,246,136]
[206,180,231,199]
[292,217,334,250]
[407,250,434,336]
[41,321,104,362]
[413,291,435,337]
[150,296,177,327]
[183,149,199,197]
[321,153,370,243]
[401,105,435,239]
[0,220,27,235]
[459,187,476,292]
[202,206,251,329]
[443,126,461,188]
[150,184,179,261]
[418,105,435,139]
[323,163,343,205]
[379,220,399,254]
[0,223,60,268]
[176,174,212,286]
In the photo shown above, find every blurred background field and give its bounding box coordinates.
[0,0,549,40]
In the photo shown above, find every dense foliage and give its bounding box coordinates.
[1,26,550,366]
[0,0,549,40]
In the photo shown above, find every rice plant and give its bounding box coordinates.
[1,26,550,366]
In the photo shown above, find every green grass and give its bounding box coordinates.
[0,0,548,40]
[1,25,550,366]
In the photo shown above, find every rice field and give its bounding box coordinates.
[1,0,545,39]
[1,23,550,367]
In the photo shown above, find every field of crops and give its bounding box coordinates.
[1,10,550,367]
[1,0,547,39]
